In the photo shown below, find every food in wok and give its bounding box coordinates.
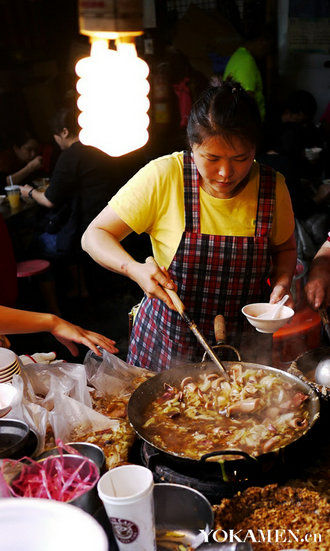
[141,364,311,459]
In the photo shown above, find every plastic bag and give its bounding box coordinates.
[7,375,49,454]
[49,394,119,444]
[21,362,92,409]
[84,349,153,399]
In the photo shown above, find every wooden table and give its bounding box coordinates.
[0,198,36,221]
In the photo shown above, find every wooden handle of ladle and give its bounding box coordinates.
[145,256,185,316]
[214,315,226,344]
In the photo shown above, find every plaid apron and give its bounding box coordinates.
[127,152,276,371]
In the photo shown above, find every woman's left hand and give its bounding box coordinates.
[269,285,294,309]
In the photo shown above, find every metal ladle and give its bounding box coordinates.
[315,358,330,387]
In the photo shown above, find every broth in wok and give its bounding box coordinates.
[141,364,310,459]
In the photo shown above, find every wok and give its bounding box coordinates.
[127,360,320,465]
[128,314,320,470]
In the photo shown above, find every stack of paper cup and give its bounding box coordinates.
[97,465,156,550]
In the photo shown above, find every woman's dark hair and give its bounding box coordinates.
[10,129,37,148]
[187,79,261,148]
[50,104,79,137]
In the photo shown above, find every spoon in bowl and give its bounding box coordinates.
[257,294,289,320]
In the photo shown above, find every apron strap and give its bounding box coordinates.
[255,163,276,238]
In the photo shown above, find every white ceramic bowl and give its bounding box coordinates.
[0,195,6,205]
[242,303,294,333]
[0,498,108,551]
[0,383,17,417]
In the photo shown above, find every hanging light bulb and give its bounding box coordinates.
[75,38,149,157]
[76,1,149,157]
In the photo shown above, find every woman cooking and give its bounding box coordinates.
[82,80,297,371]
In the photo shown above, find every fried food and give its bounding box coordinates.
[70,421,136,470]
[213,484,330,551]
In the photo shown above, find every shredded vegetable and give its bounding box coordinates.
[1,441,99,502]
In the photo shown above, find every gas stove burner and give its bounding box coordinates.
[140,442,253,504]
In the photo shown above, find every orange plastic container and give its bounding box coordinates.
[272,306,321,368]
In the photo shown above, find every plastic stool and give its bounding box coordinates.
[17,260,50,278]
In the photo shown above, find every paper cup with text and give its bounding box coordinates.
[97,465,156,550]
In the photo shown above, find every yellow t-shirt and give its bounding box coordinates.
[109,152,294,269]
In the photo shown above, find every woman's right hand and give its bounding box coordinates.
[128,258,177,309]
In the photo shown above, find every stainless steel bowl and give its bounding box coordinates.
[0,418,30,458]
[36,454,100,515]
[36,442,105,471]
[154,483,213,551]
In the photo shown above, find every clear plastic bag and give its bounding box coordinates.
[7,375,49,454]
[84,349,153,399]
[49,394,119,444]
[21,362,92,409]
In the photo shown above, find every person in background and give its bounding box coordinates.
[305,235,330,310]
[19,104,132,260]
[223,45,266,120]
[0,129,43,193]
[258,90,324,220]
[82,80,296,371]
[19,103,144,307]
[262,90,318,165]
[0,304,118,357]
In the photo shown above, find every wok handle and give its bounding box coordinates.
[146,256,185,315]
[214,315,226,344]
[200,450,256,463]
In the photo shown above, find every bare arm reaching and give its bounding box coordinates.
[0,305,118,356]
